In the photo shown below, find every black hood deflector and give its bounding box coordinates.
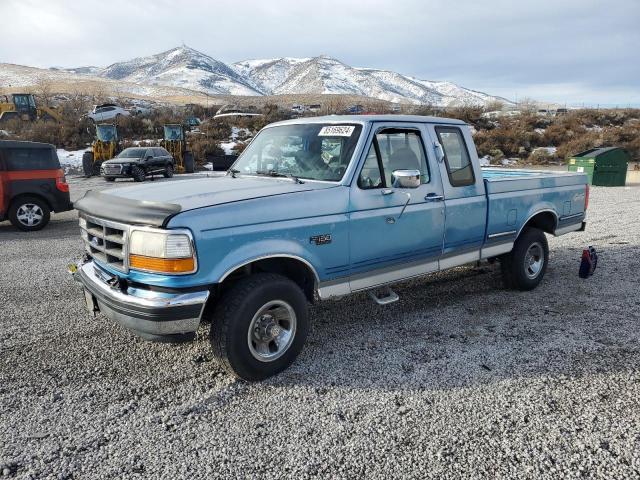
[74,190,181,227]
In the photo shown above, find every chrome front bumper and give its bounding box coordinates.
[75,261,209,342]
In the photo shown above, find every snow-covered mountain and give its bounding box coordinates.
[234,55,508,106]
[23,46,510,106]
[94,46,261,96]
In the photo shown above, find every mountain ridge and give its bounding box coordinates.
[11,45,512,106]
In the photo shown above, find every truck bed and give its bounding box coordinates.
[481,168,588,241]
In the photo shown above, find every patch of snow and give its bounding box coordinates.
[220,141,237,155]
[479,155,491,166]
[57,148,89,174]
[533,146,557,155]
[501,158,519,166]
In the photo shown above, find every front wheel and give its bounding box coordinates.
[163,163,174,178]
[9,196,51,231]
[210,273,309,381]
[131,165,146,182]
[500,227,549,291]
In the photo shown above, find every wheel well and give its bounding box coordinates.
[522,211,557,235]
[10,193,52,213]
[220,257,317,302]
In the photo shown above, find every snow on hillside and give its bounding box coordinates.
[235,55,511,106]
[0,63,211,100]
[96,46,261,96]
[233,57,311,94]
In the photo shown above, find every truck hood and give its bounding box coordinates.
[74,176,337,227]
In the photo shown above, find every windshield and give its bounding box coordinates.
[232,123,362,182]
[164,125,183,140]
[96,125,117,142]
[118,148,147,158]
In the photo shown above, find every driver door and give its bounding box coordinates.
[348,124,445,289]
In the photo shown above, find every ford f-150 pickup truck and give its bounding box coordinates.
[73,115,589,380]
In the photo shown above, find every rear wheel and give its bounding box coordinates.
[9,196,50,231]
[131,165,146,182]
[163,163,174,178]
[210,273,309,381]
[82,152,94,177]
[500,227,549,290]
[184,152,195,173]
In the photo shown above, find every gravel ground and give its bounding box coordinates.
[1,175,639,479]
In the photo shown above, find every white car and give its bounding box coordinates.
[87,104,130,122]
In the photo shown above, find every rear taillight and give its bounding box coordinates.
[56,174,69,192]
[584,184,589,210]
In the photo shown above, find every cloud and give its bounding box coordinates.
[1,0,638,104]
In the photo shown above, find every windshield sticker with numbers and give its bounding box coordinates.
[318,126,355,137]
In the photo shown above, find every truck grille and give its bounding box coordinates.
[79,214,128,272]
[102,164,122,175]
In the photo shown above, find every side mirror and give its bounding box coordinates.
[391,169,421,188]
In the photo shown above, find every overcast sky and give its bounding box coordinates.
[1,0,638,105]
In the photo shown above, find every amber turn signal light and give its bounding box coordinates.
[129,255,195,274]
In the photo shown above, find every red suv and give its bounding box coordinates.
[0,140,72,231]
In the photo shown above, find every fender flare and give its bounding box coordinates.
[212,239,322,287]
[516,207,558,238]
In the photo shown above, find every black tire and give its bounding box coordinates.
[104,176,116,182]
[163,163,174,178]
[131,165,146,182]
[184,152,195,174]
[82,151,94,177]
[500,227,549,291]
[8,196,51,231]
[210,273,309,381]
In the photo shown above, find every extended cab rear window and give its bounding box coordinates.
[2,148,60,171]
[435,126,475,187]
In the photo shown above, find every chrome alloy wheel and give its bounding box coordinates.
[16,203,44,227]
[247,300,297,362]
[524,242,544,279]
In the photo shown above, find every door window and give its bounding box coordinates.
[435,127,475,187]
[358,129,429,189]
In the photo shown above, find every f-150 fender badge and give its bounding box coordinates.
[310,234,332,245]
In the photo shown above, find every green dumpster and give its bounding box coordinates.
[568,147,630,186]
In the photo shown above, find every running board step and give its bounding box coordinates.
[368,287,399,305]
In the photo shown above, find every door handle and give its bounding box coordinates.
[424,193,444,202]
[381,189,394,196]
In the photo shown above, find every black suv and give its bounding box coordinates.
[101,147,175,182]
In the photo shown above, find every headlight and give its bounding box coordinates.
[128,229,196,274]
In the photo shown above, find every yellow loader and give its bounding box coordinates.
[0,93,62,123]
[82,124,120,176]
[160,124,195,173]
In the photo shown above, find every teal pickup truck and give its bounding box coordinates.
[73,115,589,380]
